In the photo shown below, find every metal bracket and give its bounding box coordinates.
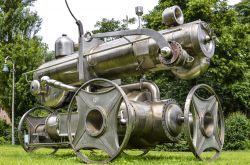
[92,28,171,49]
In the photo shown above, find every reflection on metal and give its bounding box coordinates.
[135,6,143,29]
[162,5,184,26]
[184,84,224,161]
[19,4,224,164]
[55,34,74,58]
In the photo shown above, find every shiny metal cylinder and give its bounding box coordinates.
[55,34,74,58]
[34,20,214,85]
[162,5,184,26]
[45,114,60,140]
[127,99,183,148]
[123,90,183,148]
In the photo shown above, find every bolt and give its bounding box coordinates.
[160,47,172,59]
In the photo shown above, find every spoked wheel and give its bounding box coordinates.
[184,84,224,161]
[67,78,134,164]
[18,106,58,155]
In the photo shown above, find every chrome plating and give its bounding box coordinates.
[19,5,223,163]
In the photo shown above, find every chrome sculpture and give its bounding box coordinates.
[18,3,224,164]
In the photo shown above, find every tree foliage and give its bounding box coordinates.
[92,17,136,34]
[0,0,48,118]
[0,119,11,143]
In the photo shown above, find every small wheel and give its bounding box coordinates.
[67,78,134,164]
[18,106,54,153]
[184,84,224,161]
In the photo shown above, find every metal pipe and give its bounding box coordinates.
[12,62,15,145]
[121,81,160,102]
[3,56,15,145]
[33,20,215,83]
[41,77,77,92]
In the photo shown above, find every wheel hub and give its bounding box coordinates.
[201,111,214,138]
[85,107,106,137]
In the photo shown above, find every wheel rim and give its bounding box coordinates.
[184,84,224,161]
[18,106,54,153]
[67,78,134,164]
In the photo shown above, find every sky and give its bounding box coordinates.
[32,0,241,50]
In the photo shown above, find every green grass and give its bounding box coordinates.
[0,145,249,165]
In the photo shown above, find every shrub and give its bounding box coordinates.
[0,119,11,144]
[0,137,6,144]
[224,112,250,150]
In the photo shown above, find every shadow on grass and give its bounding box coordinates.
[120,152,196,161]
[15,148,200,164]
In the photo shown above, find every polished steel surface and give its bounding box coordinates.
[19,5,224,163]
[67,78,135,164]
[184,84,224,161]
[46,113,79,140]
[121,81,160,102]
[30,80,41,95]
[42,76,77,92]
[55,34,74,58]
[162,6,184,26]
[33,20,215,84]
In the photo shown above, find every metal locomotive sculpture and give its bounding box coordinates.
[18,3,224,164]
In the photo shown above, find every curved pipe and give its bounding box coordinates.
[171,57,210,80]
[121,82,160,102]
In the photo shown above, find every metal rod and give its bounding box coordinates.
[12,62,15,145]
[45,79,77,92]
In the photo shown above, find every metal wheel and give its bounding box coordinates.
[18,106,57,154]
[184,84,224,161]
[67,78,134,164]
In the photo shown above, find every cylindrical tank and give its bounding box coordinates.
[34,20,214,84]
[119,91,183,148]
[55,34,74,58]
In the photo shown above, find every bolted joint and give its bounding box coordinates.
[41,76,50,87]
[160,46,172,59]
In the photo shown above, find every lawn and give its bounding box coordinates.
[0,145,249,165]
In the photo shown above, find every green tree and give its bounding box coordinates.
[0,0,48,119]
[92,17,136,34]
[143,0,250,115]
[234,0,250,24]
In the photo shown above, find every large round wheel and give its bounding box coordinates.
[18,106,58,154]
[67,78,134,164]
[184,84,224,161]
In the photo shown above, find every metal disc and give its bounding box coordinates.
[184,84,224,161]
[67,78,135,164]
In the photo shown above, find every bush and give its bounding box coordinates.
[0,136,6,144]
[224,112,250,150]
[0,119,11,144]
